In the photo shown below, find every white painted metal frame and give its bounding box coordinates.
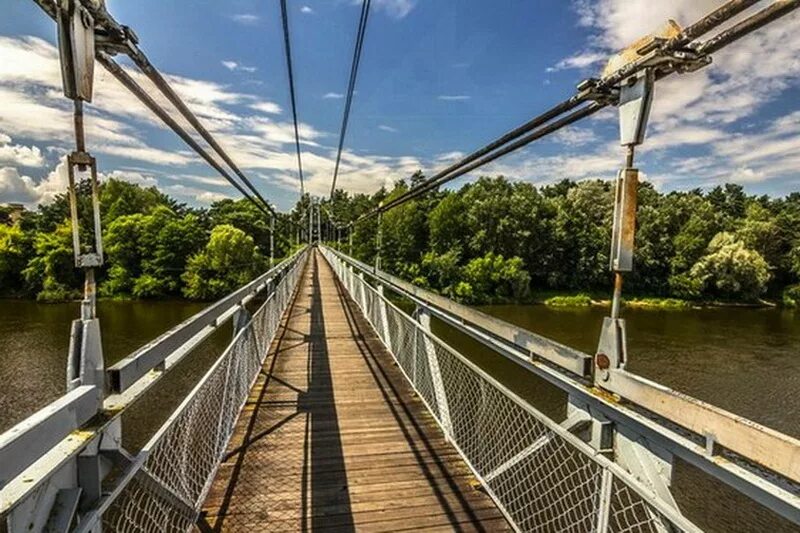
[321,245,800,526]
[321,247,702,533]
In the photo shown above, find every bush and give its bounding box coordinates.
[688,232,770,301]
[461,252,531,303]
[544,294,591,307]
[783,285,800,308]
[182,225,265,300]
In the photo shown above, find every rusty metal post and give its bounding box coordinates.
[596,68,653,383]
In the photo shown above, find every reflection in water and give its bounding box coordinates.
[0,299,232,450]
[0,298,798,531]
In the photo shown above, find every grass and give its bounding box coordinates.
[623,297,692,309]
[543,294,592,307]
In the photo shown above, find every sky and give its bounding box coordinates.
[1,0,799,211]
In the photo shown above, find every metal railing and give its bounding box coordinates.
[0,247,309,532]
[320,245,800,532]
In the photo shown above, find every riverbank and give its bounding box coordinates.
[539,292,782,310]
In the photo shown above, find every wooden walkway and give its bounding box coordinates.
[199,250,508,532]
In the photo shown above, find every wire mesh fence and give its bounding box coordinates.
[102,250,307,532]
[322,247,696,533]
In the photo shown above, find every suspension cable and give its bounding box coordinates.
[351,0,798,223]
[279,0,306,197]
[329,0,372,198]
[97,54,274,219]
[32,0,282,220]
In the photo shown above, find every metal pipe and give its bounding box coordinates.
[378,102,605,213]
[126,49,276,216]
[696,0,800,54]
[73,100,86,154]
[97,54,273,219]
[670,0,762,46]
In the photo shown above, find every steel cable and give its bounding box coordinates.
[329,0,372,198]
[279,0,306,197]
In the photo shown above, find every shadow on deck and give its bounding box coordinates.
[198,251,508,532]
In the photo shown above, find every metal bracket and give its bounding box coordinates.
[57,0,95,102]
[618,69,654,146]
[595,317,627,381]
[66,152,104,269]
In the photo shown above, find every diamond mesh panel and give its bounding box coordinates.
[103,252,307,532]
[322,248,689,533]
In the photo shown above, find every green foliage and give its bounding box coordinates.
[22,221,81,301]
[4,173,800,307]
[783,284,800,308]
[420,249,462,291]
[544,294,592,307]
[182,224,266,300]
[688,232,771,301]
[624,297,691,309]
[102,206,206,298]
[0,224,33,295]
[460,253,530,304]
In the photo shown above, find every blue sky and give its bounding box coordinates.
[1,0,799,210]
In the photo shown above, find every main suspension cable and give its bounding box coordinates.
[353,0,797,223]
[279,0,306,197]
[329,0,371,198]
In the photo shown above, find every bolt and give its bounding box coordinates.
[595,352,610,370]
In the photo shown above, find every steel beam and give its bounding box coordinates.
[0,386,99,488]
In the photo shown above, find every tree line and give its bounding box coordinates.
[0,179,300,301]
[323,173,800,307]
[1,175,799,306]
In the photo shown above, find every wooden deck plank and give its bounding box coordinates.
[199,250,508,532]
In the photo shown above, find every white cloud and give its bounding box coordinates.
[437,95,471,101]
[356,0,415,19]
[378,124,397,132]
[250,101,283,115]
[546,52,606,72]
[221,60,257,73]
[301,6,314,14]
[554,126,599,147]
[0,135,45,167]
[435,151,465,163]
[529,0,800,192]
[0,160,69,206]
[323,92,345,99]
[230,14,260,25]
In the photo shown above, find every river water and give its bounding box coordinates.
[0,298,798,530]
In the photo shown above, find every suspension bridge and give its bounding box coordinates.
[1,0,800,531]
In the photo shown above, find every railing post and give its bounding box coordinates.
[376,284,392,352]
[417,306,453,439]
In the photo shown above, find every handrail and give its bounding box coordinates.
[0,247,308,505]
[321,245,800,525]
[108,246,307,393]
[328,248,592,377]
[320,246,703,532]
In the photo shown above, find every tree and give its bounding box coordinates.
[0,224,33,296]
[688,232,770,301]
[23,221,81,301]
[460,253,531,304]
[182,224,266,300]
